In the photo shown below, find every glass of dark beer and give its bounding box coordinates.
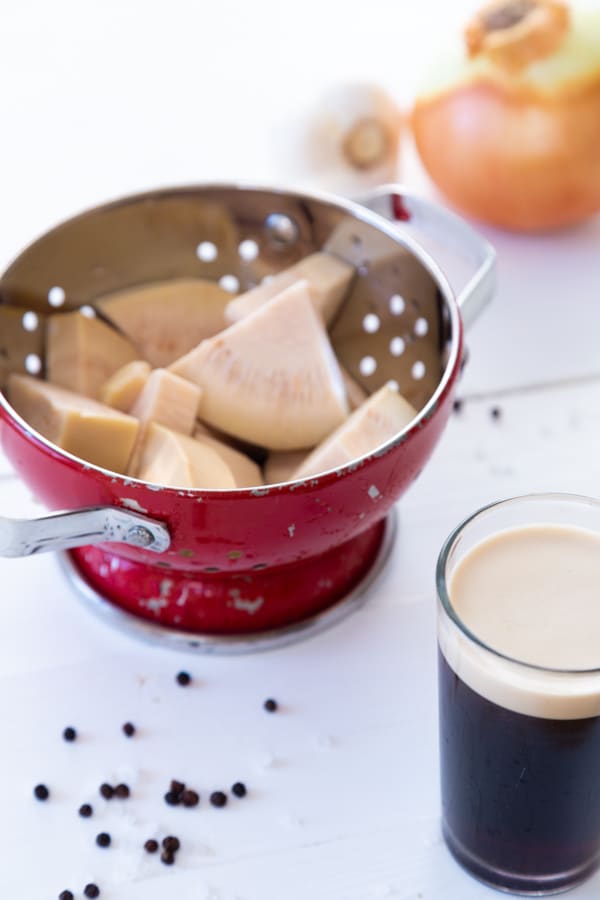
[437,494,600,894]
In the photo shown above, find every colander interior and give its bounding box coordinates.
[0,185,454,415]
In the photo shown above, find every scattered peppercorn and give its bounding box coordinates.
[78,803,93,818]
[99,783,114,800]
[170,779,185,796]
[453,398,463,413]
[162,835,180,853]
[84,885,100,899]
[144,839,159,854]
[264,698,278,713]
[63,727,77,742]
[34,784,49,801]
[161,849,175,866]
[176,671,191,686]
[210,791,227,808]
[491,406,502,420]
[114,783,130,799]
[181,789,199,807]
[59,891,73,900]
[122,722,135,738]
[164,790,181,806]
[232,782,247,798]
[96,832,111,848]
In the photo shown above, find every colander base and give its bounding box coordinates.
[57,512,396,654]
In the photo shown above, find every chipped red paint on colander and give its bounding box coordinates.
[0,185,495,643]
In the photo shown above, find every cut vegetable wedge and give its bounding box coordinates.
[170,280,349,450]
[47,312,139,399]
[8,374,139,474]
[96,278,232,367]
[292,383,417,479]
[224,252,354,325]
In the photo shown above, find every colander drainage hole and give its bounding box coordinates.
[238,239,259,261]
[196,241,218,262]
[414,317,428,337]
[359,356,377,377]
[219,274,240,293]
[22,311,39,332]
[389,337,405,357]
[362,313,380,334]
[25,353,42,375]
[48,286,66,308]
[412,361,426,380]
[389,294,405,315]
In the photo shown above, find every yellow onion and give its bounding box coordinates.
[412,1,600,231]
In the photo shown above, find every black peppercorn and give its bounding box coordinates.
[34,784,49,801]
[210,790,227,808]
[84,885,100,899]
[162,835,180,853]
[59,891,74,900]
[161,849,175,865]
[144,838,159,854]
[164,790,181,806]
[114,783,130,799]
[63,726,77,742]
[170,779,185,796]
[99,783,114,800]
[232,782,247,798]
[176,671,191,686]
[96,832,111,848]
[181,789,199,807]
[122,722,136,737]
[263,698,278,712]
[78,803,93,818]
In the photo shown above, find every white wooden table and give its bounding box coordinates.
[1,1,600,897]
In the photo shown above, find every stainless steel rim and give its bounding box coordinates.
[57,510,397,655]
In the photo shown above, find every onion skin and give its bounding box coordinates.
[412,3,600,231]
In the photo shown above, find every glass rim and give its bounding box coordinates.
[436,491,600,676]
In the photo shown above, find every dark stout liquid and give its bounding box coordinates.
[439,651,600,892]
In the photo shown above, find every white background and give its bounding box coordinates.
[1,1,600,898]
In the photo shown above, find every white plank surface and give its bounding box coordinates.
[1,1,600,897]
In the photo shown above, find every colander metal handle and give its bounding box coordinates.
[357,185,496,328]
[0,506,170,557]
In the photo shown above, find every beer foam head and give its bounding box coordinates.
[438,498,600,720]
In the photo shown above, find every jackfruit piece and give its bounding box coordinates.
[47,311,139,399]
[130,368,201,436]
[96,278,231,367]
[224,252,354,325]
[127,368,202,475]
[135,423,261,489]
[8,374,139,474]
[292,383,417,479]
[194,431,263,488]
[100,360,152,411]
[264,450,309,484]
[170,280,349,451]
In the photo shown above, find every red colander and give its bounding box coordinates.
[0,185,495,652]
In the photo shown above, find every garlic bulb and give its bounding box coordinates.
[291,83,403,196]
